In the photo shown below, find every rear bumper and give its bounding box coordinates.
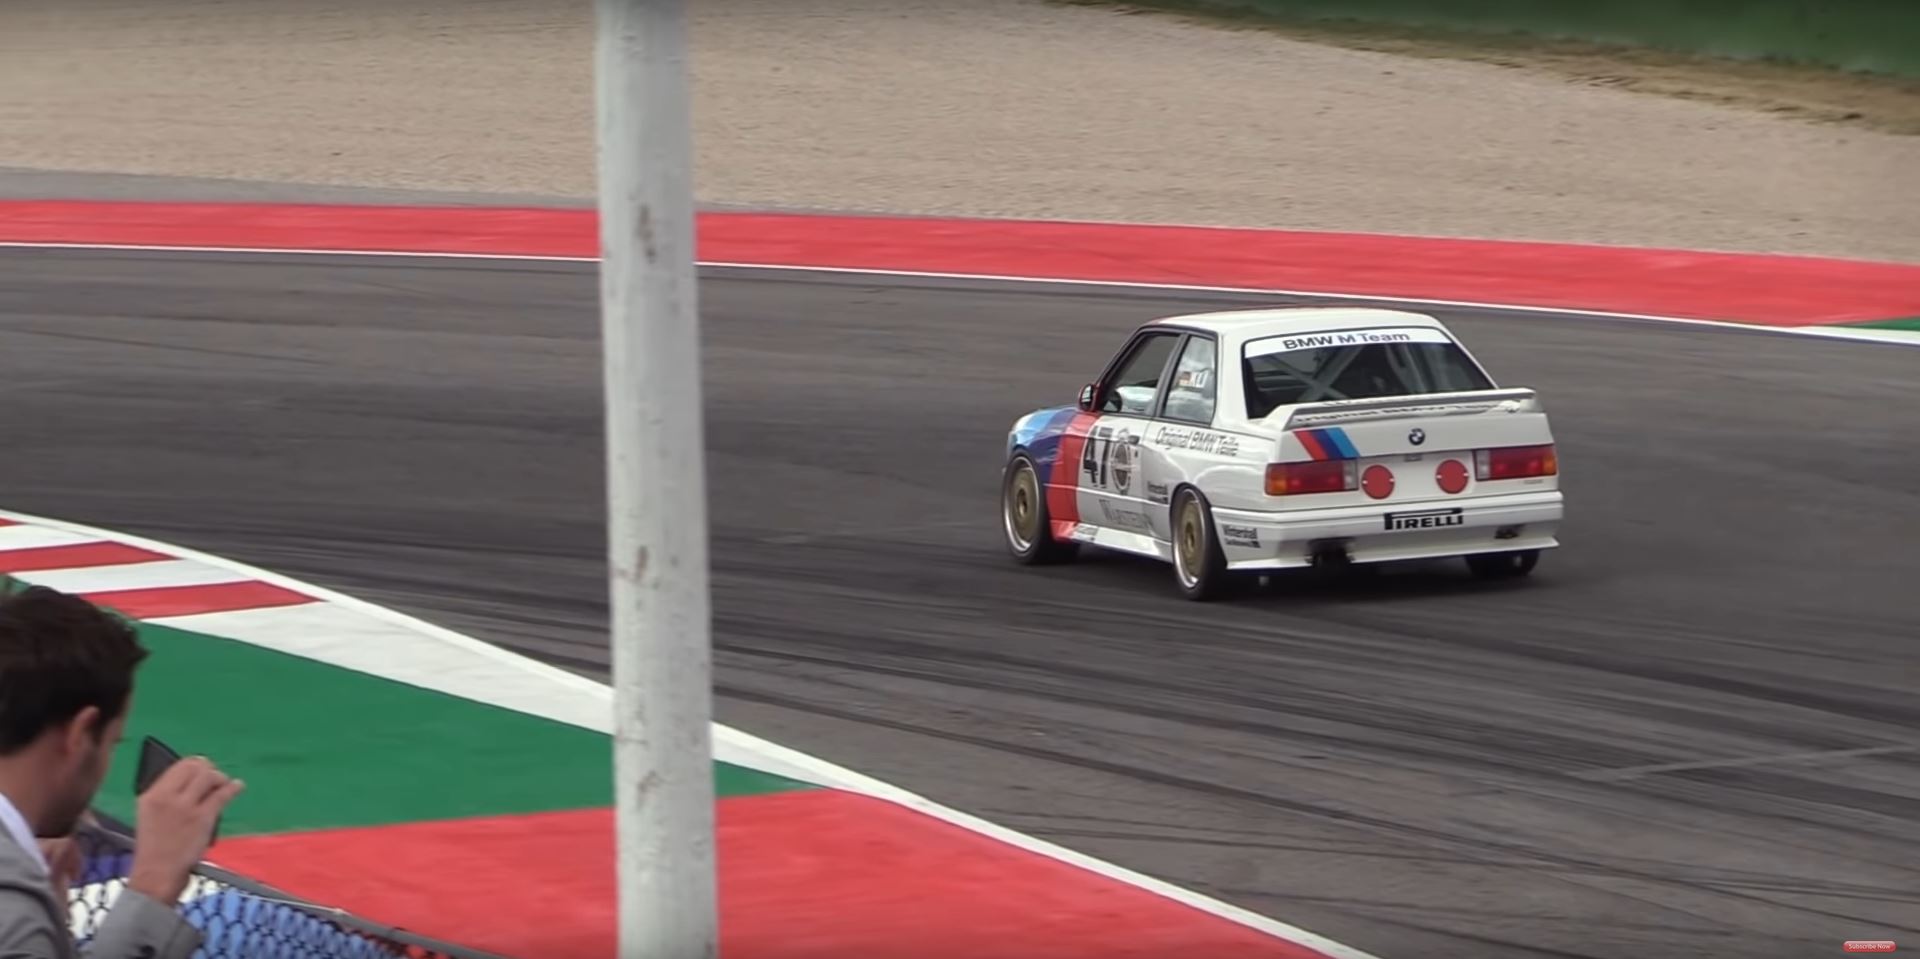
[1212,489,1563,569]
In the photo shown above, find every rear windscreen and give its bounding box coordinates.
[1241,327,1494,418]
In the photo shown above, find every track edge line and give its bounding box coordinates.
[5,240,1916,347]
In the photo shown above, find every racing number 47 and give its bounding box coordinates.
[1082,425,1114,488]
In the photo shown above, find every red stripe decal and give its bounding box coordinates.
[1293,430,1332,461]
[80,580,317,619]
[1046,412,1100,527]
[0,542,172,574]
[0,519,19,528]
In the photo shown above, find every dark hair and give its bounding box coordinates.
[0,583,148,755]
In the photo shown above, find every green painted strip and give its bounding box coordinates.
[95,623,809,836]
[1848,316,1920,330]
[1086,0,1920,77]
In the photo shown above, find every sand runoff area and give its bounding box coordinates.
[0,0,1915,263]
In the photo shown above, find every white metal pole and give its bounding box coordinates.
[594,0,718,956]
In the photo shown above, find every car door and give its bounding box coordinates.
[1071,330,1182,547]
[1136,331,1222,542]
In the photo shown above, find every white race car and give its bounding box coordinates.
[1000,307,1564,600]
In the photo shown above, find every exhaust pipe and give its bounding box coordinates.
[1308,538,1353,569]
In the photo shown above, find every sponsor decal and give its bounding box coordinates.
[1246,326,1454,357]
[1107,427,1137,494]
[1220,524,1261,548]
[1146,481,1170,505]
[1384,508,1465,532]
[1153,426,1241,458]
[1098,499,1153,533]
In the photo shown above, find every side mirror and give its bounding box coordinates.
[1078,383,1096,410]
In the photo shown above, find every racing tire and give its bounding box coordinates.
[1466,548,1540,579]
[1170,488,1244,601]
[1002,451,1078,565]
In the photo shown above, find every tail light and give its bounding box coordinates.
[1266,460,1357,496]
[1475,444,1557,481]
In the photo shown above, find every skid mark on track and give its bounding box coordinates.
[755,518,978,546]
[1571,744,1920,782]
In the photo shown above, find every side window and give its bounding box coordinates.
[1098,333,1179,415]
[1161,336,1217,424]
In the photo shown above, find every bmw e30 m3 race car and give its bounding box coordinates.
[1000,307,1563,600]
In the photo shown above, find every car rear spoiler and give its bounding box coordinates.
[1266,387,1542,430]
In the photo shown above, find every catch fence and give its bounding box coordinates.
[65,812,505,959]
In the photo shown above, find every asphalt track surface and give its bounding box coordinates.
[3,247,1917,959]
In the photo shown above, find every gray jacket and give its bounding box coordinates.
[0,826,202,959]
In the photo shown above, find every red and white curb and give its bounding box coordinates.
[0,508,1385,959]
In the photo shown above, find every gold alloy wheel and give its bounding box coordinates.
[1004,459,1042,552]
[1174,495,1204,589]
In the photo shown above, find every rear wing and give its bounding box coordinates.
[1266,388,1542,430]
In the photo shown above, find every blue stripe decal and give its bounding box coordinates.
[1014,406,1081,484]
[1322,427,1361,460]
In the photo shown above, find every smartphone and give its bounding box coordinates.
[133,736,180,796]
[132,736,220,844]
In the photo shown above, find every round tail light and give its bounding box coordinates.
[1361,464,1395,500]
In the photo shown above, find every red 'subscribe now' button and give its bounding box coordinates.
[1844,942,1897,953]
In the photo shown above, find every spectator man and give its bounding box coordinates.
[0,585,244,958]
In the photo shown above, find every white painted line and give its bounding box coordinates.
[148,607,859,790]
[0,507,1384,959]
[0,525,106,552]
[700,262,1883,335]
[149,602,619,734]
[1783,325,1920,346]
[12,557,246,593]
[3,240,1915,348]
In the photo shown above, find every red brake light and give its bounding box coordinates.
[1475,444,1557,481]
[1266,460,1357,496]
